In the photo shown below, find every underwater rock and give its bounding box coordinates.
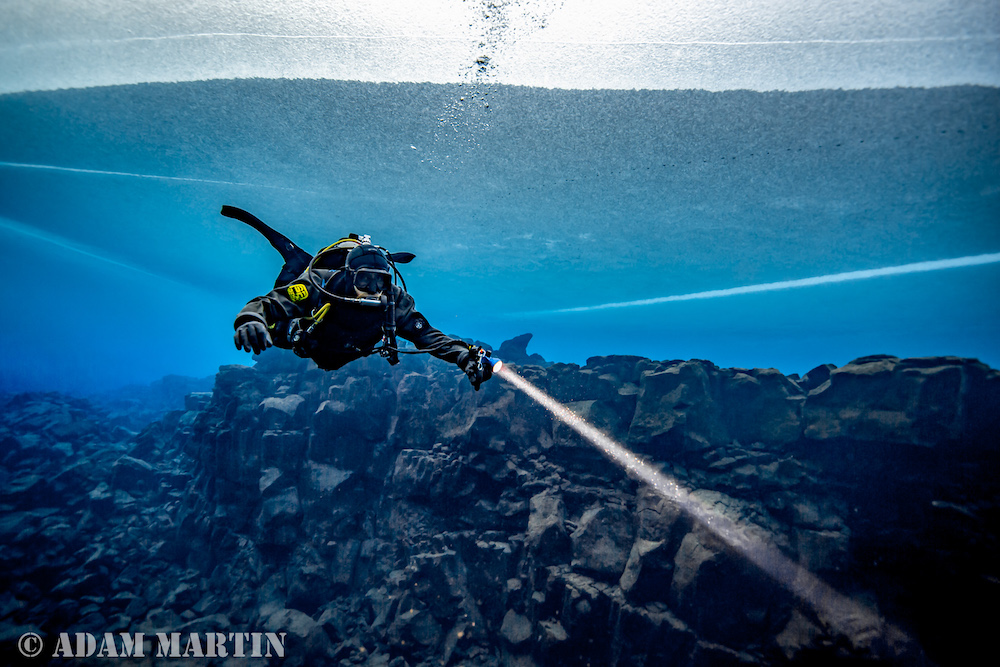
[619,538,674,603]
[525,491,572,565]
[670,523,791,647]
[258,487,302,546]
[628,360,728,453]
[497,333,550,367]
[721,368,804,446]
[802,355,998,446]
[109,455,158,495]
[569,504,634,579]
[259,394,307,430]
[615,603,696,666]
[1,350,997,666]
[263,607,336,663]
[286,542,344,613]
[391,448,473,504]
[798,363,837,393]
[500,609,532,646]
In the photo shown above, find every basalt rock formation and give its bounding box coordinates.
[1,343,998,666]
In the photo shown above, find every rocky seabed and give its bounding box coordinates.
[1,342,998,666]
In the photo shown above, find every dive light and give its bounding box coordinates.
[475,347,503,373]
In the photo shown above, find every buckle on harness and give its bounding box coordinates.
[379,293,399,365]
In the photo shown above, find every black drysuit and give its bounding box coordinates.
[234,268,473,372]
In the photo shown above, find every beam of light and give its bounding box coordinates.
[495,363,903,654]
[525,253,1000,315]
[0,161,317,194]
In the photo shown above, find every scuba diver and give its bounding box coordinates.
[226,206,495,390]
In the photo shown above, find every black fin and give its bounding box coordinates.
[222,205,313,287]
[390,252,416,264]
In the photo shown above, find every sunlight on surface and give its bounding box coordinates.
[2,0,997,92]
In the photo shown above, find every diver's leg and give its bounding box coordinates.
[221,205,312,286]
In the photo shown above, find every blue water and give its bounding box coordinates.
[1,81,998,393]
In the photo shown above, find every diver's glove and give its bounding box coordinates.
[462,346,494,391]
[234,321,273,355]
